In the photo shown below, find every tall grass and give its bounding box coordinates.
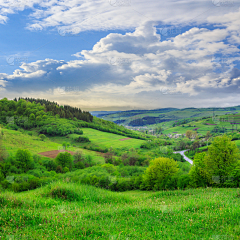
[1,182,240,239]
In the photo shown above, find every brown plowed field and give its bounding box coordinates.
[119,138,131,141]
[38,150,75,159]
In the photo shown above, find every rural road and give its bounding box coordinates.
[173,150,193,165]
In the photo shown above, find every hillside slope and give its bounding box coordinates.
[0,183,239,239]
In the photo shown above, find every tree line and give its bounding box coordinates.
[13,97,93,122]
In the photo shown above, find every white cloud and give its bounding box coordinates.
[1,2,240,109]
[0,0,239,33]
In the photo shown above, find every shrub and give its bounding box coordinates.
[142,157,179,190]
[63,167,69,173]
[97,176,111,189]
[15,149,33,173]
[84,155,94,167]
[74,136,90,143]
[42,159,57,171]
[56,165,63,173]
[39,134,46,141]
[55,152,73,170]
[177,174,190,189]
[75,161,85,169]
[48,187,80,201]
[101,164,117,174]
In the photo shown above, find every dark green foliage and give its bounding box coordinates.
[39,134,46,141]
[41,159,58,171]
[170,153,184,162]
[15,149,33,173]
[11,177,52,192]
[56,165,63,173]
[17,97,93,122]
[55,152,73,169]
[140,139,172,149]
[0,98,147,140]
[109,178,134,192]
[48,187,81,201]
[84,145,108,153]
[177,174,190,189]
[73,136,90,143]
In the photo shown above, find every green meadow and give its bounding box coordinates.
[162,118,236,136]
[81,128,145,149]
[1,99,240,240]
[1,182,240,239]
[1,128,105,164]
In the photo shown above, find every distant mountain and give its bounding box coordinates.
[97,106,240,127]
[90,111,121,117]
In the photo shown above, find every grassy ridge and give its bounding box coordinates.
[0,182,240,239]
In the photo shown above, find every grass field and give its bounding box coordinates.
[81,128,145,149]
[1,128,105,164]
[1,182,240,239]
[162,118,237,136]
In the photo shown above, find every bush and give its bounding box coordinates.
[63,167,69,173]
[74,136,90,143]
[39,134,46,141]
[55,152,73,170]
[56,165,63,173]
[15,149,33,173]
[42,159,58,171]
[177,174,190,189]
[142,157,179,190]
[48,187,80,201]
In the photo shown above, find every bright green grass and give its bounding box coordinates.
[1,128,60,155]
[234,140,240,148]
[162,119,234,136]
[1,128,105,164]
[81,128,145,149]
[0,182,240,239]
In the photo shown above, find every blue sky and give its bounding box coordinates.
[0,0,240,110]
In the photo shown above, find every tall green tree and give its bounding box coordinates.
[189,152,210,187]
[204,135,239,185]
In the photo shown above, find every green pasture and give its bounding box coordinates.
[81,128,145,149]
[0,182,240,239]
[1,128,105,164]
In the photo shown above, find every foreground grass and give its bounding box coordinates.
[0,182,240,239]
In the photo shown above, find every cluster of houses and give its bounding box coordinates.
[167,133,186,138]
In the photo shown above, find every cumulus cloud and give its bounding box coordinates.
[0,0,239,32]
[1,1,240,109]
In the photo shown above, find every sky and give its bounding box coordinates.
[0,0,240,111]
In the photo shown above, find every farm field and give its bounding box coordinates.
[81,128,145,149]
[162,118,237,136]
[0,182,240,239]
[1,128,105,164]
